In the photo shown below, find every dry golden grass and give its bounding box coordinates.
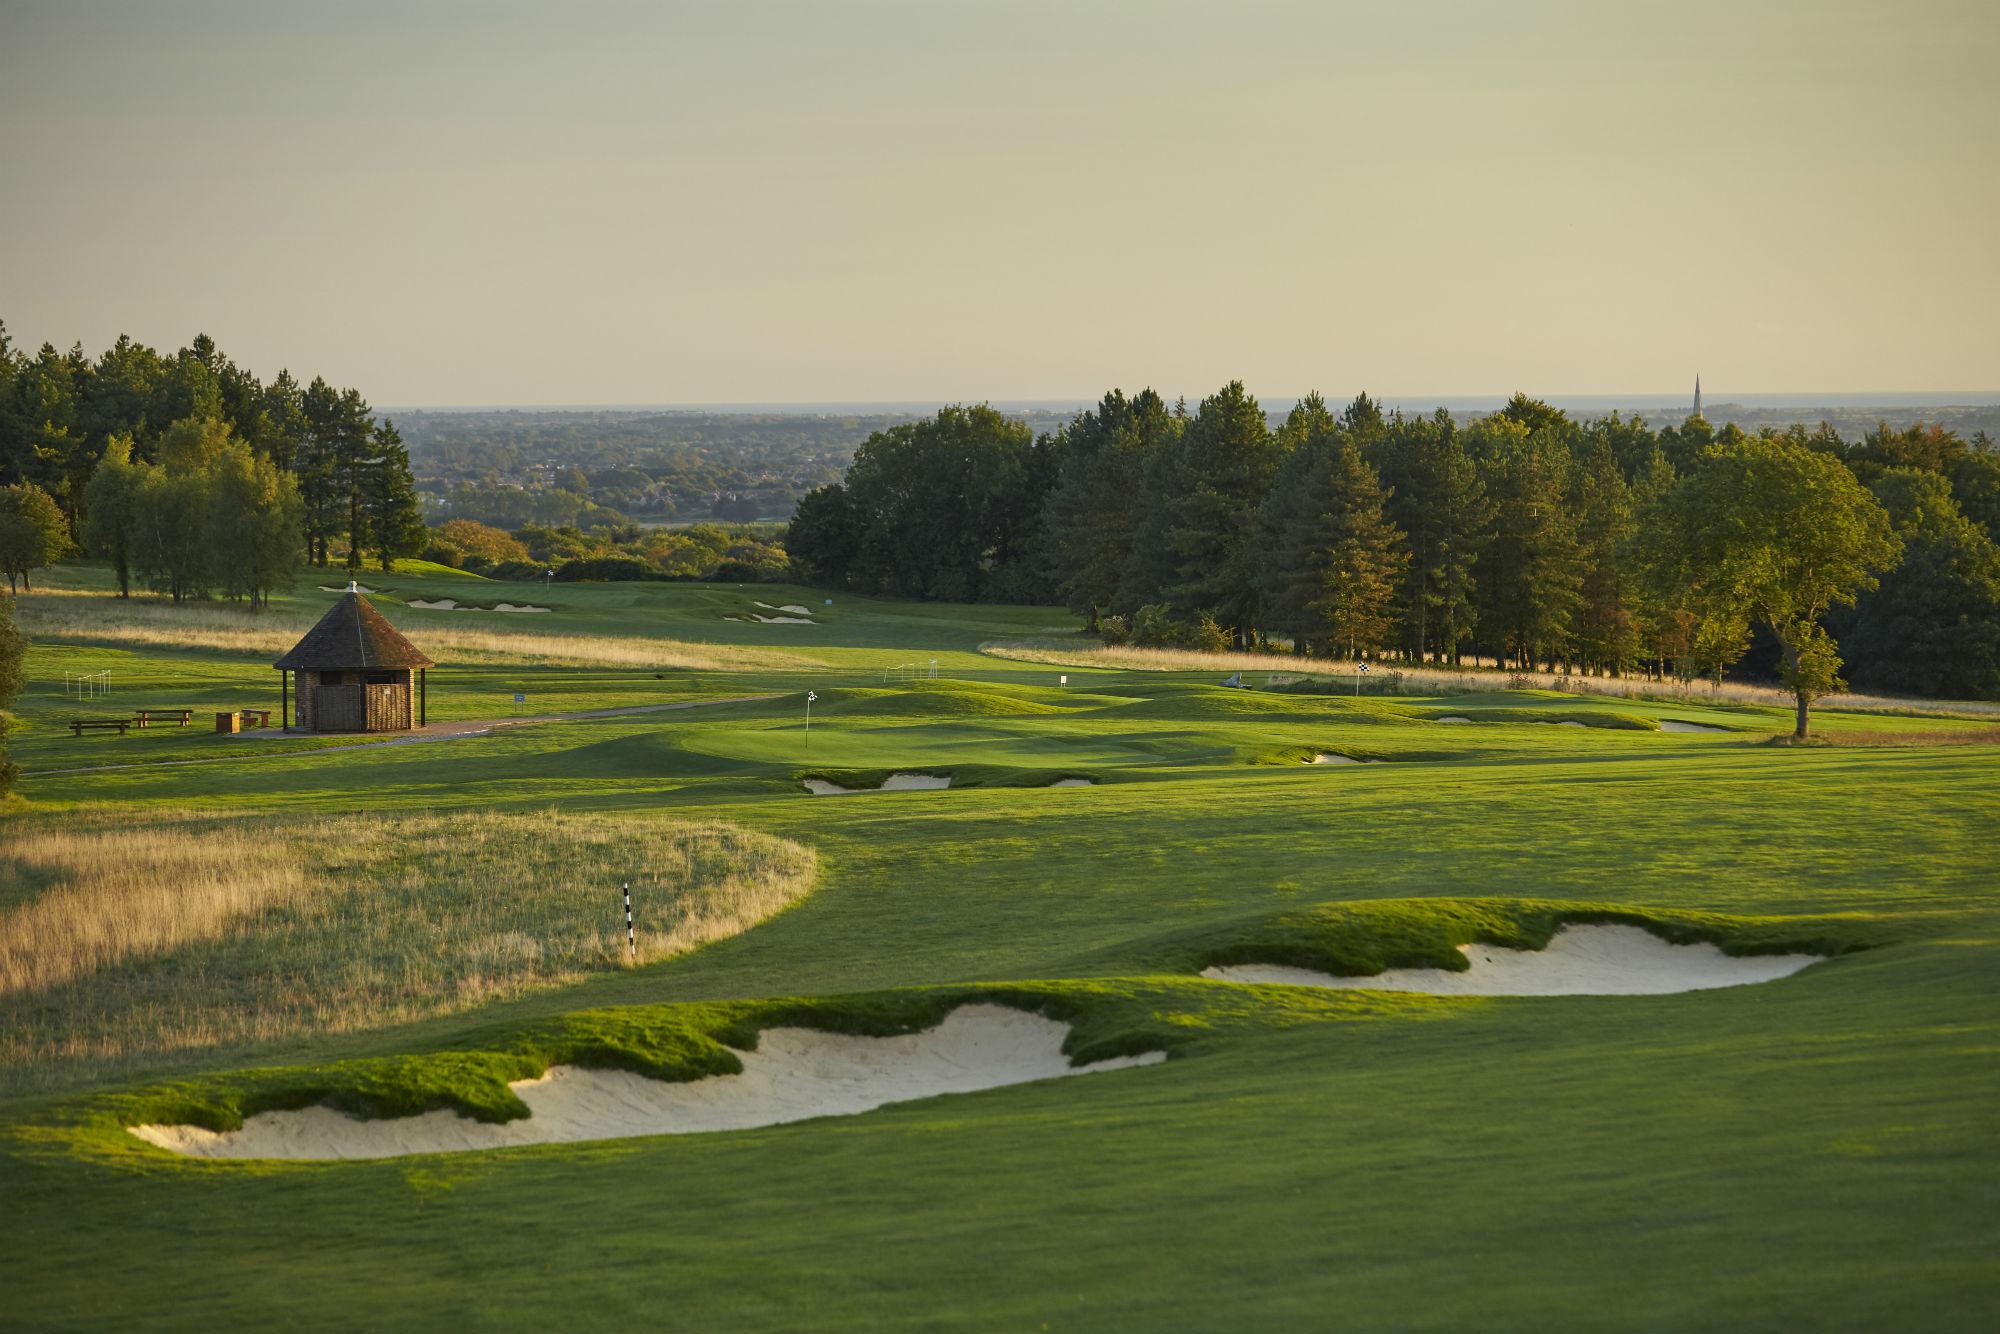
[0,809,818,1092]
[0,826,306,996]
[984,639,2000,719]
[14,592,820,672]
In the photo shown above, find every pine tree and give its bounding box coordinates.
[1041,389,1176,629]
[1572,438,1639,674]
[297,377,343,566]
[1468,417,1583,669]
[364,419,426,571]
[1291,437,1407,659]
[1370,408,1488,664]
[1162,382,1284,645]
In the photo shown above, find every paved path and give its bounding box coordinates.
[23,694,783,779]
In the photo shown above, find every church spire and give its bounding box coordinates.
[1692,374,1703,420]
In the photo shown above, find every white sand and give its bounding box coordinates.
[491,603,550,613]
[129,1005,1164,1161]
[755,602,814,616]
[1556,720,1588,728]
[1435,716,1473,724]
[407,598,465,610]
[1202,924,1820,996]
[1311,753,1361,764]
[749,614,815,624]
[1660,719,1725,733]
[1049,778,1094,787]
[803,773,951,795]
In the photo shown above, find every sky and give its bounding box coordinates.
[2,0,1995,406]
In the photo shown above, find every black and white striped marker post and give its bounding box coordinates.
[623,881,635,962]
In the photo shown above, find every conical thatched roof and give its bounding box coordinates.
[274,590,435,671]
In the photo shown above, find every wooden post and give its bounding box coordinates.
[419,669,426,727]
[280,669,289,731]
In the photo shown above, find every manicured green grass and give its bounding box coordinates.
[3,567,1997,1330]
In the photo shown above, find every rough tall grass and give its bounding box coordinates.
[14,591,820,672]
[0,810,818,1093]
[984,639,2000,719]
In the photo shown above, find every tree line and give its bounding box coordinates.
[0,320,425,602]
[788,387,2000,729]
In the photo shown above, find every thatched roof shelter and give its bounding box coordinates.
[275,589,435,672]
[274,586,433,731]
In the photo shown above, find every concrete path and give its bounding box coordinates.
[24,694,782,779]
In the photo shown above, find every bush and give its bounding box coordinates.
[1187,614,1231,654]
[490,560,548,582]
[1130,604,1232,652]
[1131,604,1181,648]
[1098,613,1131,646]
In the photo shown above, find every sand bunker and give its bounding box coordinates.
[1049,778,1094,787]
[755,602,814,616]
[749,614,815,624]
[129,1006,1163,1161]
[1556,720,1587,728]
[1660,720,1725,733]
[1435,716,1473,724]
[1310,754,1385,765]
[803,773,951,795]
[408,598,550,613]
[1201,924,1820,996]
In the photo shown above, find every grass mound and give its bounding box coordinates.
[1114,896,1883,979]
[820,680,1071,719]
[1411,706,1658,730]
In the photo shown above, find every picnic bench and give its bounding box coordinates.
[134,709,194,728]
[241,708,272,728]
[70,718,134,737]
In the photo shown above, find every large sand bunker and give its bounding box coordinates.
[1435,716,1473,724]
[129,1006,1163,1161]
[1310,754,1384,765]
[803,773,951,794]
[756,602,814,616]
[1202,924,1820,996]
[1049,777,1094,787]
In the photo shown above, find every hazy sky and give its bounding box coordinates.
[2,0,1995,405]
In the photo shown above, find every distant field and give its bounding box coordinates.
[2,564,1996,1331]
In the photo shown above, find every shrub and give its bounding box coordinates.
[1187,613,1231,654]
[1098,613,1132,646]
[1132,603,1181,648]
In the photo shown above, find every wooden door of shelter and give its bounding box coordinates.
[314,685,365,731]
[364,682,410,730]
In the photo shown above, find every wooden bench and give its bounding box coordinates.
[135,709,194,728]
[70,718,134,737]
[241,709,273,729]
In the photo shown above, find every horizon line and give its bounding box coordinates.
[378,390,2000,414]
